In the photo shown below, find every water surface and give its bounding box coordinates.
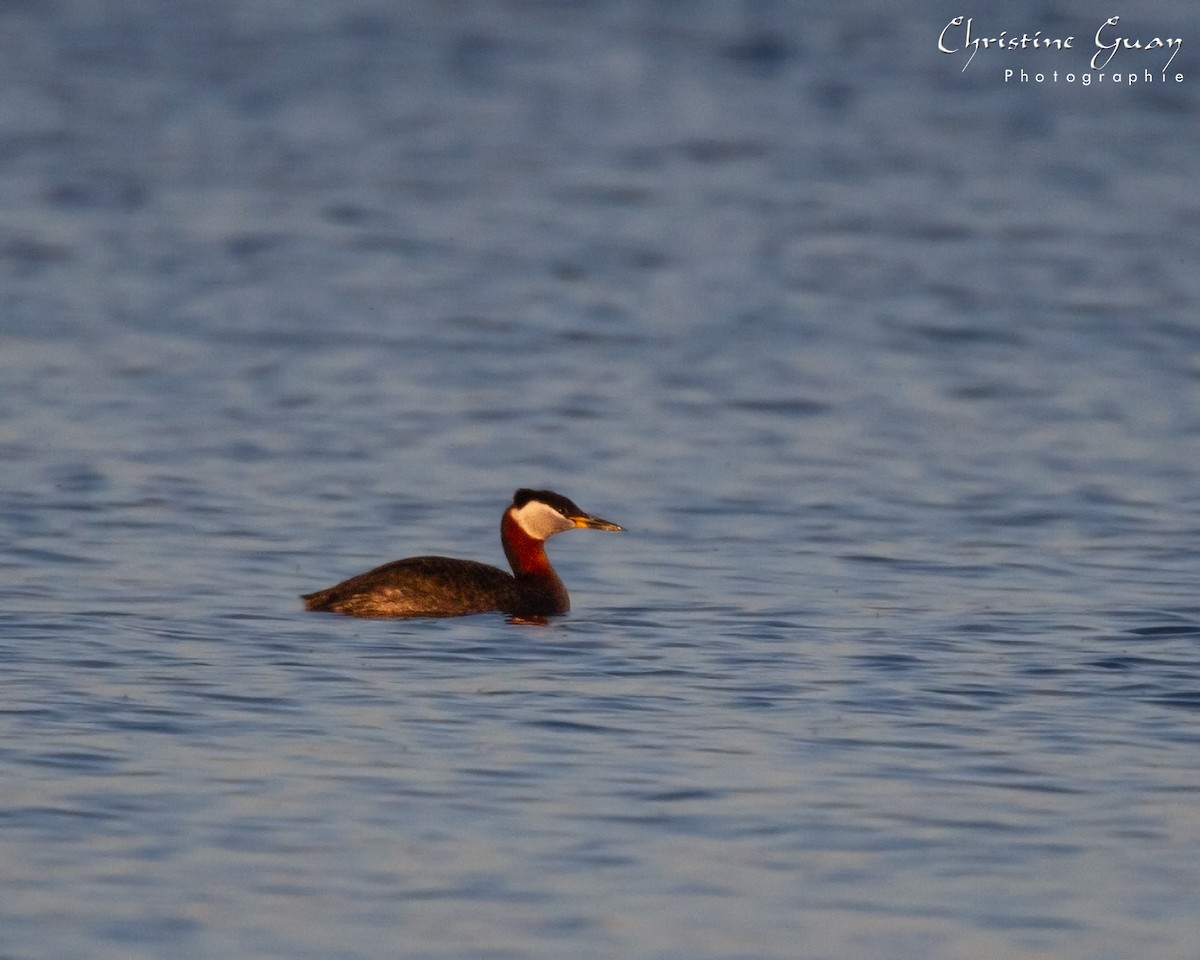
[2,2,1198,958]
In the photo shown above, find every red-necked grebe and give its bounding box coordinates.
[302,488,622,618]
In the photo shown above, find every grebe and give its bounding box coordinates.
[302,488,622,619]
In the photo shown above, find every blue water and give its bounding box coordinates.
[2,2,1199,958]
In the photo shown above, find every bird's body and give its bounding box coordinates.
[302,489,621,619]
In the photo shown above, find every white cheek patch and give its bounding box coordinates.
[512,500,575,540]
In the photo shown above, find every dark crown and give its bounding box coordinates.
[512,488,581,516]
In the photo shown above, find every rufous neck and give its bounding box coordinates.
[502,511,555,578]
